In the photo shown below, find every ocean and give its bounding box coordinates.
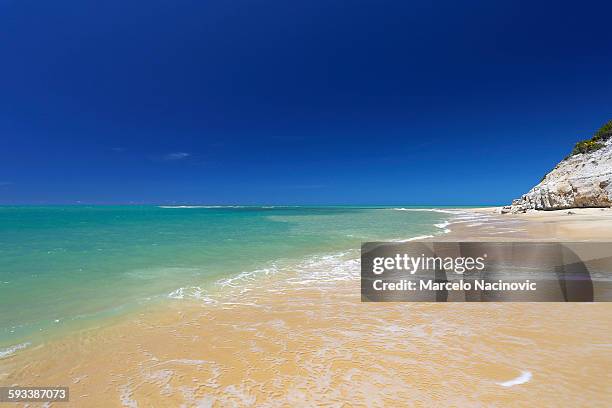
[0,205,453,355]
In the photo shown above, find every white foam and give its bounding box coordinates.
[167,286,217,304]
[216,266,279,289]
[434,220,452,233]
[393,208,474,234]
[0,342,30,359]
[497,371,532,387]
[392,208,459,214]
[285,250,361,285]
[434,221,450,229]
[170,359,208,365]
[119,384,138,408]
[391,235,434,242]
[166,216,456,304]
[159,205,209,208]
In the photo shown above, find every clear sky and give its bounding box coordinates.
[1,0,611,205]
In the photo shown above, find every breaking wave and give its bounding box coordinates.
[0,342,31,359]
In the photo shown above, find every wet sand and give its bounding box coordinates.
[458,206,612,241]
[1,209,611,407]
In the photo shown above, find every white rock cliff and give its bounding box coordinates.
[506,138,612,213]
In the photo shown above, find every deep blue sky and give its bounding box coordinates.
[1,0,611,205]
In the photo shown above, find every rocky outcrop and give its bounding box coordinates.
[505,138,612,213]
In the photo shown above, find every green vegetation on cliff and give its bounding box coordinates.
[593,119,612,142]
[570,119,612,156]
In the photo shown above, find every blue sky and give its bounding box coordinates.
[1,0,611,205]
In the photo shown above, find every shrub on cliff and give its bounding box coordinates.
[571,139,604,155]
[569,119,611,157]
[593,119,612,142]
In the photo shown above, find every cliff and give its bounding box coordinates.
[505,120,612,213]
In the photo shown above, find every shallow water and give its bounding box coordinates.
[3,263,610,407]
[0,205,452,352]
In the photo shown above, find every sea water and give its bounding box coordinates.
[0,206,453,354]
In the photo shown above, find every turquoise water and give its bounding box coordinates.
[0,206,451,351]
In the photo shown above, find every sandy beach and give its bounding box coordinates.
[1,208,611,407]
[457,207,612,241]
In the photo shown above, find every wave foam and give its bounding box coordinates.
[166,215,459,303]
[434,220,451,233]
[497,371,532,387]
[168,286,217,304]
[392,208,460,214]
[0,342,31,359]
[390,235,434,243]
[288,250,360,285]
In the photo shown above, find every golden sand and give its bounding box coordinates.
[1,209,611,407]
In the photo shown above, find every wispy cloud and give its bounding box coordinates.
[0,181,13,186]
[163,152,191,161]
[111,147,126,153]
[287,184,326,189]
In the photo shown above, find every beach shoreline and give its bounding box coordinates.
[449,206,612,241]
[1,207,611,406]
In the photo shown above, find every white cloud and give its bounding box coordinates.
[163,152,190,161]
